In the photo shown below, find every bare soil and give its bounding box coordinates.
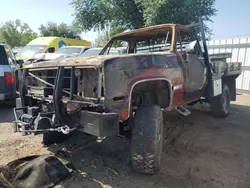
[1,94,250,188]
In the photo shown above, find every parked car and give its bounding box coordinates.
[16,37,92,62]
[14,20,242,174]
[80,48,103,56]
[0,43,19,103]
[33,46,90,61]
[81,47,126,57]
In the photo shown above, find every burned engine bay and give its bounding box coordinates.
[14,66,120,139]
[27,67,102,99]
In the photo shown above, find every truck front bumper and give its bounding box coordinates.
[14,103,120,138]
[16,66,120,137]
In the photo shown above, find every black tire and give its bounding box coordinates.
[42,132,69,146]
[211,84,230,117]
[131,105,163,174]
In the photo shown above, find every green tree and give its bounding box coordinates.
[71,0,144,31]
[71,0,216,35]
[0,19,37,47]
[137,0,216,35]
[39,22,81,39]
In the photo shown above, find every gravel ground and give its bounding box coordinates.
[0,94,250,188]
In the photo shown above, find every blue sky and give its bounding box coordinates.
[2,0,250,42]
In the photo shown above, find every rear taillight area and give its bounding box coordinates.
[5,72,15,85]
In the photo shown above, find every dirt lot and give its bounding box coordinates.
[1,94,250,188]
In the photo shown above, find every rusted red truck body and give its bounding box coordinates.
[15,23,241,138]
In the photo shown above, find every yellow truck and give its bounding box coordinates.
[16,37,91,61]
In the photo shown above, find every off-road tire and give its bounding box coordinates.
[131,105,163,174]
[211,84,230,117]
[43,132,69,146]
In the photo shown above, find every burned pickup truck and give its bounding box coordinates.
[14,21,241,174]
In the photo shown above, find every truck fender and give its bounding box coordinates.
[120,78,173,121]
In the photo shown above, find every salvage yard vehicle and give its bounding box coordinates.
[14,20,242,174]
[80,47,103,56]
[81,47,126,57]
[0,43,19,103]
[33,46,91,62]
[15,37,91,63]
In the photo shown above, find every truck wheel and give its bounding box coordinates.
[211,84,230,117]
[43,132,69,146]
[131,105,163,174]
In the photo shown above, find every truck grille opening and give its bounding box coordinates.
[27,68,102,99]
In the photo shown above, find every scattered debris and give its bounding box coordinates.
[0,155,72,188]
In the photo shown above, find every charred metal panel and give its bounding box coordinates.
[103,53,183,117]
[76,68,99,98]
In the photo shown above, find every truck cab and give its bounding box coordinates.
[99,23,240,118]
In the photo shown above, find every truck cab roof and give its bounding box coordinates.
[111,24,192,40]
